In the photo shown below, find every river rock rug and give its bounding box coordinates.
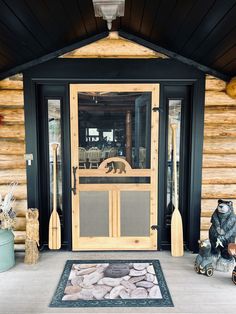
[50,260,173,307]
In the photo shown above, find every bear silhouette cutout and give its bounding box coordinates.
[105,161,126,174]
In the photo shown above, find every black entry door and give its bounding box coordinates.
[159,85,192,250]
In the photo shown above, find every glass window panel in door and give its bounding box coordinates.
[48,99,62,215]
[78,92,151,173]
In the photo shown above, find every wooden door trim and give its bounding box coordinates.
[70,83,159,251]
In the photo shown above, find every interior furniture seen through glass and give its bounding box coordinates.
[78,91,151,171]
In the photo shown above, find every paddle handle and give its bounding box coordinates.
[52,143,58,213]
[170,124,178,211]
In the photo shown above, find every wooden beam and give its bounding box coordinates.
[205,91,236,106]
[204,124,236,138]
[0,78,23,90]
[202,184,236,199]
[203,138,236,154]
[118,31,230,82]
[202,168,236,184]
[0,32,109,80]
[204,109,236,124]
[0,154,25,169]
[0,140,25,155]
[0,169,26,185]
[0,108,24,124]
[0,124,25,140]
[203,154,236,168]
[226,77,236,98]
[0,90,24,108]
[205,76,226,91]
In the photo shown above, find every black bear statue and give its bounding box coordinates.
[209,199,236,271]
[194,240,214,277]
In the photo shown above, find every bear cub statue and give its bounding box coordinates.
[209,199,236,271]
[195,239,214,277]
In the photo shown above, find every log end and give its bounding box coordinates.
[226,77,236,99]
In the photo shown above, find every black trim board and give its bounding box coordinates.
[23,58,205,252]
[24,58,203,81]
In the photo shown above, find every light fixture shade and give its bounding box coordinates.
[93,0,125,30]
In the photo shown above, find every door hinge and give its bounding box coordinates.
[152,107,162,112]
[151,225,159,230]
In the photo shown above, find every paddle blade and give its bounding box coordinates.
[171,209,184,257]
[48,211,61,250]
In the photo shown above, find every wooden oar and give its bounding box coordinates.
[171,124,184,257]
[48,143,61,250]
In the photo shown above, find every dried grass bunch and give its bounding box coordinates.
[0,182,17,230]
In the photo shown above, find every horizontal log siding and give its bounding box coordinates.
[0,76,27,249]
[201,75,236,240]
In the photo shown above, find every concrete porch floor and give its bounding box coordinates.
[0,251,235,314]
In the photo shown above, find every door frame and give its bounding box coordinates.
[23,58,205,252]
[70,83,159,251]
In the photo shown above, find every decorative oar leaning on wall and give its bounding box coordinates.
[170,124,184,257]
[48,143,61,250]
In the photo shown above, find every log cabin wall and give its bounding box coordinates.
[0,75,27,250]
[201,75,236,240]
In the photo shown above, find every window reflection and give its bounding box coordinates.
[166,100,182,224]
[78,92,151,169]
[48,99,62,214]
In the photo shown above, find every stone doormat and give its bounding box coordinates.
[50,260,173,307]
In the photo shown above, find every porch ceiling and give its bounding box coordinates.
[0,0,236,80]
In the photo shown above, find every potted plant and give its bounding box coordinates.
[0,183,17,272]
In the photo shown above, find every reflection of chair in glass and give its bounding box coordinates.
[139,147,146,168]
[87,147,101,168]
[79,147,87,169]
[108,147,117,158]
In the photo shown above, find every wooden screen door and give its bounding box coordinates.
[70,84,159,250]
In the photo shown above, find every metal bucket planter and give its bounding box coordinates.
[0,229,15,272]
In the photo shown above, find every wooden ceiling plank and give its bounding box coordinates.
[206,27,236,66]
[5,0,53,50]
[24,0,65,46]
[120,0,132,29]
[159,0,196,48]
[149,0,178,43]
[0,32,109,80]
[128,0,146,34]
[0,19,35,60]
[213,45,236,69]
[182,1,236,56]
[139,0,161,37]
[171,0,215,52]
[77,0,100,36]
[192,5,236,61]
[0,38,23,65]
[119,30,229,81]
[222,59,236,76]
[60,0,88,37]
[43,0,79,43]
[0,0,45,54]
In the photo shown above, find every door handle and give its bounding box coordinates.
[72,166,78,195]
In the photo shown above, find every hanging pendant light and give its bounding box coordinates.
[93,0,125,30]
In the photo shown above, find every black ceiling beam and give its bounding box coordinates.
[0,31,109,80]
[119,30,230,82]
